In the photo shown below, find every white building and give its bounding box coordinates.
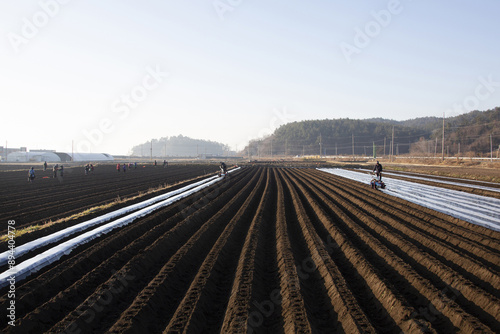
[7,151,114,162]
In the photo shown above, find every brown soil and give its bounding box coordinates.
[0,167,498,333]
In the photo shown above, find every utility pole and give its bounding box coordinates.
[434,137,437,157]
[352,133,354,160]
[491,134,493,162]
[391,127,394,161]
[319,134,322,157]
[384,137,386,157]
[285,139,288,157]
[442,112,445,161]
[150,140,153,161]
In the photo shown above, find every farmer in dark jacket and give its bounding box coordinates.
[373,161,382,180]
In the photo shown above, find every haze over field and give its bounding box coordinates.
[1,1,499,155]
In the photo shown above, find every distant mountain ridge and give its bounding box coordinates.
[243,107,500,157]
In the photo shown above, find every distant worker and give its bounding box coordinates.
[373,161,383,181]
[43,161,47,171]
[85,164,89,175]
[59,165,64,178]
[220,161,227,175]
[154,160,157,167]
[90,164,94,173]
[53,164,59,178]
[163,160,167,168]
[123,163,127,172]
[134,162,137,169]
[28,167,35,182]
[117,163,120,172]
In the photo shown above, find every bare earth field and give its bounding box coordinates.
[0,163,219,239]
[0,163,499,333]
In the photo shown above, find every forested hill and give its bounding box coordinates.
[130,135,230,157]
[243,107,500,157]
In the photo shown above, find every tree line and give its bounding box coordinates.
[243,107,500,158]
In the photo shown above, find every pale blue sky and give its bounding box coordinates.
[1,0,499,155]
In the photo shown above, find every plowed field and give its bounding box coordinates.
[0,164,219,237]
[1,167,499,333]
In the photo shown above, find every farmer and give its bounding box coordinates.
[220,161,227,175]
[43,161,47,171]
[59,165,64,177]
[53,164,59,178]
[116,163,120,172]
[373,161,383,181]
[28,167,35,182]
[123,163,127,172]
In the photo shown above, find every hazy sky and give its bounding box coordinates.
[1,0,499,155]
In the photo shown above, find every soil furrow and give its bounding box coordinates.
[317,170,500,252]
[306,170,500,296]
[104,168,258,333]
[311,170,500,271]
[303,170,496,333]
[164,168,267,333]
[3,173,246,333]
[274,168,312,333]
[1,166,497,333]
[221,168,273,334]
[49,168,255,333]
[280,168,376,333]
[287,169,432,333]
[314,170,500,330]
[246,169,283,333]
[0,165,219,233]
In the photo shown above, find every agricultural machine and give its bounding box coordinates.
[370,172,386,190]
